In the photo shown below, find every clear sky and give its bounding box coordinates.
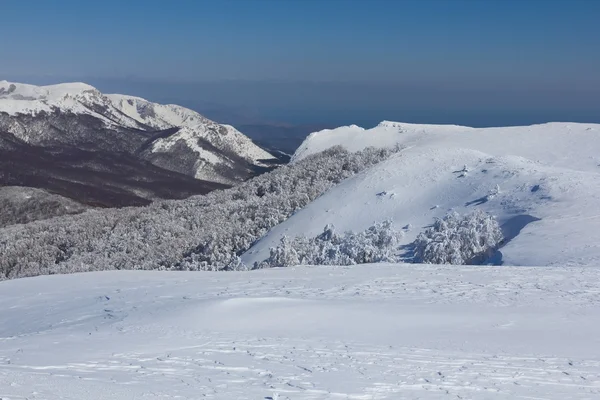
[2,0,600,126]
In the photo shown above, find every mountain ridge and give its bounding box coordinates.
[0,80,276,185]
[0,81,280,207]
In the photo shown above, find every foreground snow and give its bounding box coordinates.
[1,265,599,399]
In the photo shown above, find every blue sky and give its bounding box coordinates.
[2,0,599,126]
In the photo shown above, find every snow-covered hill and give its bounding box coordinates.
[292,121,600,172]
[1,264,599,399]
[0,80,275,184]
[243,121,600,267]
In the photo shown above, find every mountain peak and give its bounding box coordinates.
[0,81,98,102]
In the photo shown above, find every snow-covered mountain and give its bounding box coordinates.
[0,81,276,185]
[243,121,600,267]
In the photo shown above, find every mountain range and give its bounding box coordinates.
[0,81,277,206]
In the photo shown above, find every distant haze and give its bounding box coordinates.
[2,0,599,128]
[5,77,598,130]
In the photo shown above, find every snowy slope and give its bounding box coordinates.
[0,80,97,115]
[0,81,275,184]
[1,265,599,399]
[244,122,600,267]
[0,80,146,129]
[292,121,469,162]
[293,121,600,173]
[107,94,275,172]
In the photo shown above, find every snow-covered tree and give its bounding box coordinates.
[0,145,399,279]
[257,220,403,268]
[412,209,503,265]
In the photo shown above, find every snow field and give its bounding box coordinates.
[1,264,599,399]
